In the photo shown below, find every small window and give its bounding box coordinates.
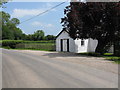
[81,39,85,46]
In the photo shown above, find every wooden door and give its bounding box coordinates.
[63,39,67,52]
[61,39,69,52]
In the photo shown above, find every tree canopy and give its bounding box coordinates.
[26,30,56,41]
[33,30,45,41]
[1,1,56,41]
[45,35,56,40]
[0,0,10,8]
[61,2,120,54]
[1,11,56,41]
[2,11,23,40]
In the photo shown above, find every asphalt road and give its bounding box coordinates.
[2,49,118,88]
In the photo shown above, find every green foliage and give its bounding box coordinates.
[16,43,55,51]
[0,0,9,8]
[104,53,113,56]
[105,57,120,60]
[25,30,45,41]
[1,11,55,41]
[23,40,54,43]
[45,35,56,40]
[2,11,24,40]
[10,18,20,25]
[33,30,45,40]
[1,40,55,51]
[1,11,10,24]
[0,30,2,40]
[2,40,23,48]
[105,57,120,64]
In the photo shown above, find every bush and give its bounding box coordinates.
[1,40,56,51]
[2,40,23,48]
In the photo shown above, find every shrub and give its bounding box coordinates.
[2,40,23,48]
[1,40,56,51]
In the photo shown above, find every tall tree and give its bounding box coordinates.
[33,30,45,41]
[61,2,120,54]
[1,11,23,40]
[45,35,55,40]
[0,0,10,8]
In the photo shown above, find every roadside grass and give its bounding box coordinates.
[105,57,120,64]
[103,53,120,64]
[79,52,120,64]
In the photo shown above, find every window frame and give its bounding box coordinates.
[81,39,85,46]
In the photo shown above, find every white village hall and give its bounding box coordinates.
[56,30,99,53]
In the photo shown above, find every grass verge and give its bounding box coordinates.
[103,56,120,64]
[79,52,120,64]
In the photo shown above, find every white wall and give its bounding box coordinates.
[56,31,75,52]
[87,38,98,52]
[75,39,89,53]
[56,31,98,53]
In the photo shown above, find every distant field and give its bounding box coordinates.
[1,40,56,51]
[16,43,55,51]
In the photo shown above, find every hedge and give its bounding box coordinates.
[1,40,56,51]
[1,40,23,48]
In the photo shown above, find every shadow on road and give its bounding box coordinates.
[42,52,91,58]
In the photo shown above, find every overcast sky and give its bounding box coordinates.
[3,1,69,36]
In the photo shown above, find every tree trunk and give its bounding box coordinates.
[114,40,120,56]
[95,39,109,54]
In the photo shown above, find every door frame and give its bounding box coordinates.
[60,39,63,51]
[60,39,69,52]
[67,39,69,52]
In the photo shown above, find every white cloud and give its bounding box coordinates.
[12,9,44,18]
[11,3,56,18]
[31,21,54,28]
[47,24,54,27]
[31,21,43,26]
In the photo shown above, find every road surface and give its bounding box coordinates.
[2,49,118,88]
